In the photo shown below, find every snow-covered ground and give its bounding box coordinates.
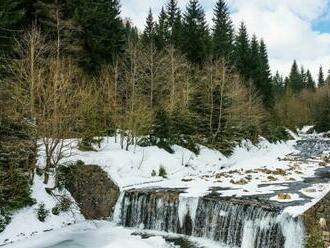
[1,126,330,247]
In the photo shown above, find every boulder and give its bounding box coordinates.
[61,163,120,219]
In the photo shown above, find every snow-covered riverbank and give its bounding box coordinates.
[1,127,330,247]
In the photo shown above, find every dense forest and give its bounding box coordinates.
[0,0,330,231]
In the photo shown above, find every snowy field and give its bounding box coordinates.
[1,127,330,247]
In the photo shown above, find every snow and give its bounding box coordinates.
[1,126,330,246]
[3,222,172,248]
[0,175,84,246]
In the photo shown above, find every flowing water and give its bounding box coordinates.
[117,190,305,248]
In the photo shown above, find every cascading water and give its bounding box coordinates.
[116,189,305,248]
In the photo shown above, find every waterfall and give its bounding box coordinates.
[117,190,304,248]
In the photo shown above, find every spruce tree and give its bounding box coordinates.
[249,35,260,83]
[0,0,26,53]
[256,39,273,107]
[155,7,168,50]
[288,60,303,93]
[182,0,210,64]
[272,71,284,94]
[71,0,125,71]
[212,0,234,61]
[234,22,250,80]
[318,66,325,87]
[124,20,139,45]
[165,0,182,48]
[300,66,306,87]
[142,9,156,45]
[305,70,315,90]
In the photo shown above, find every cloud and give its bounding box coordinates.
[121,0,330,78]
[228,0,330,78]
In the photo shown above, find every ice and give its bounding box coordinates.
[178,195,199,226]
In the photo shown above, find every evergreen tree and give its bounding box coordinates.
[182,0,210,64]
[305,70,315,90]
[249,34,260,82]
[123,19,139,45]
[318,66,325,87]
[256,39,273,107]
[234,22,250,80]
[288,60,303,93]
[165,0,182,48]
[272,71,284,94]
[70,0,125,71]
[212,0,234,61]
[155,7,168,50]
[0,0,26,53]
[142,9,156,45]
[32,0,60,33]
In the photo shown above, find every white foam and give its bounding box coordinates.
[178,194,199,227]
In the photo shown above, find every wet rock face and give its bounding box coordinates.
[304,191,330,248]
[63,164,120,219]
[295,139,330,157]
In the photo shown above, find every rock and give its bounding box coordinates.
[230,178,248,185]
[61,164,120,220]
[245,175,252,181]
[320,218,327,228]
[319,161,327,167]
[277,193,291,200]
[267,175,278,181]
[321,155,330,163]
[274,168,287,176]
[182,178,193,182]
[304,188,317,193]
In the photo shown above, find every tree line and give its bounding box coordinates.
[0,0,330,187]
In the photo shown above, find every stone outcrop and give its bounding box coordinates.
[304,191,330,248]
[61,163,120,219]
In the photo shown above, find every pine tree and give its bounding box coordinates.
[318,66,325,87]
[182,0,210,64]
[234,22,250,80]
[155,7,168,50]
[288,60,303,93]
[165,0,182,48]
[212,0,234,61]
[305,70,315,90]
[142,9,156,45]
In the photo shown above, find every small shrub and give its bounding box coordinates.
[158,166,167,178]
[76,160,85,167]
[78,137,103,151]
[266,126,291,143]
[51,206,60,215]
[151,170,156,177]
[36,203,49,222]
[36,167,43,176]
[0,210,10,233]
[52,197,72,216]
[59,197,71,212]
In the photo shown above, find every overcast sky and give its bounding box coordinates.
[121,0,330,79]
